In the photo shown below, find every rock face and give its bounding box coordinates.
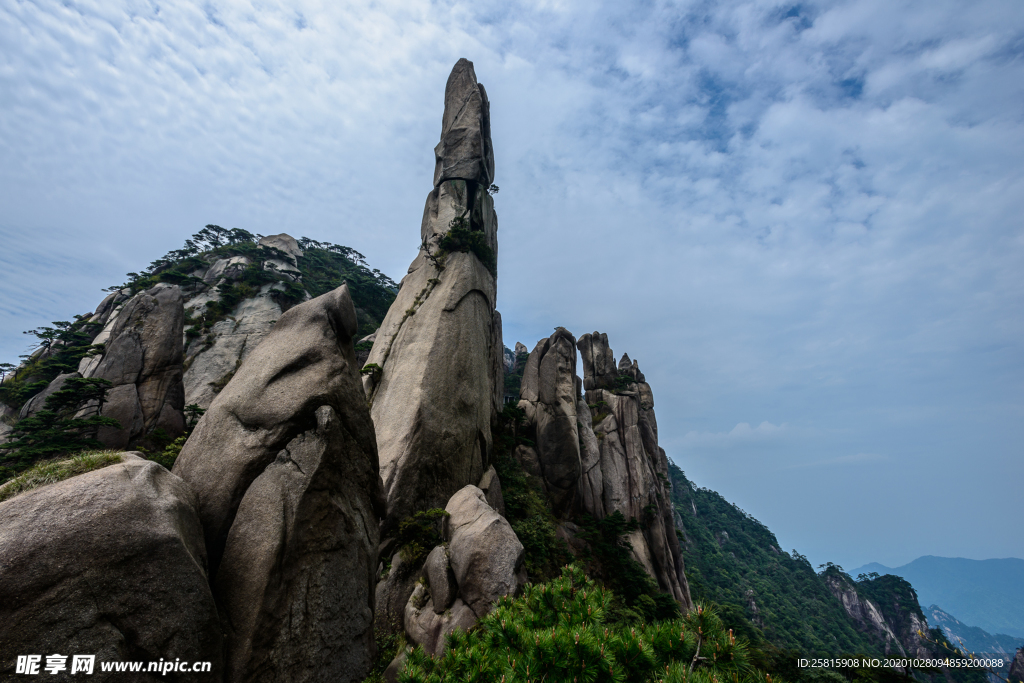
[403,485,524,657]
[1009,647,1024,683]
[0,454,222,680]
[76,283,186,448]
[173,284,384,683]
[824,573,905,655]
[513,329,691,609]
[517,328,581,514]
[362,58,503,534]
[575,331,691,608]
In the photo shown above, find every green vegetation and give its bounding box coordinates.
[0,377,121,482]
[396,508,451,566]
[503,346,529,397]
[669,462,876,656]
[577,511,681,624]
[436,214,497,277]
[492,404,570,581]
[0,317,103,411]
[0,450,123,502]
[398,563,769,683]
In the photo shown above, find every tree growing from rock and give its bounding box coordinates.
[0,377,120,480]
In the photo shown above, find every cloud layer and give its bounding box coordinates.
[2,0,1022,569]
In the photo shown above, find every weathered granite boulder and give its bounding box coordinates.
[477,464,505,516]
[174,283,384,683]
[0,454,222,681]
[78,283,186,448]
[362,59,502,535]
[404,584,477,657]
[402,485,523,657]
[577,331,618,391]
[517,328,581,514]
[445,485,524,619]
[217,405,381,683]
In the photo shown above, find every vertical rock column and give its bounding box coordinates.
[362,58,503,535]
[576,331,693,609]
[516,328,582,515]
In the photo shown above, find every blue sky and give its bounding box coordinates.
[1,0,1022,571]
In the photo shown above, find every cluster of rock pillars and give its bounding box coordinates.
[0,60,692,682]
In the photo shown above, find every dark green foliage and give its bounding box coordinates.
[397,508,450,566]
[0,377,120,481]
[0,317,103,411]
[670,461,878,655]
[437,215,496,277]
[296,239,398,336]
[99,226,397,340]
[398,564,768,683]
[492,404,571,581]
[577,511,681,624]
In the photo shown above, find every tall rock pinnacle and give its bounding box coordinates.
[363,59,504,535]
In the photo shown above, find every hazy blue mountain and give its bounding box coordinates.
[850,557,1024,638]
[926,605,1024,656]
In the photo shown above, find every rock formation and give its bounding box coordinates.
[1009,647,1024,683]
[181,235,305,411]
[173,284,384,683]
[69,283,186,449]
[362,58,503,534]
[516,327,581,515]
[514,329,692,609]
[403,485,524,657]
[0,454,222,680]
[823,572,906,655]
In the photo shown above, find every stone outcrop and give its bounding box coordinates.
[824,572,905,655]
[516,328,581,514]
[173,284,384,683]
[1009,647,1024,683]
[0,454,222,680]
[403,485,523,657]
[512,329,691,609]
[76,283,186,448]
[362,58,503,534]
[575,331,691,608]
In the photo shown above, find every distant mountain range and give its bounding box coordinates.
[850,556,1024,638]
[926,605,1024,657]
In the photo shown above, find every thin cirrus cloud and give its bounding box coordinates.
[1,0,1022,569]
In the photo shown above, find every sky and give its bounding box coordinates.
[1,0,1022,571]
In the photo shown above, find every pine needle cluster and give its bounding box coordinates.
[398,564,774,683]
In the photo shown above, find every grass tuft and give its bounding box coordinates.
[0,450,124,502]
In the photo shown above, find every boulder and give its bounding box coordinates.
[362,59,502,534]
[477,465,505,516]
[0,454,222,680]
[423,545,457,614]
[403,584,477,657]
[174,283,384,683]
[577,331,618,391]
[217,406,381,683]
[445,485,524,619]
[174,284,380,570]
